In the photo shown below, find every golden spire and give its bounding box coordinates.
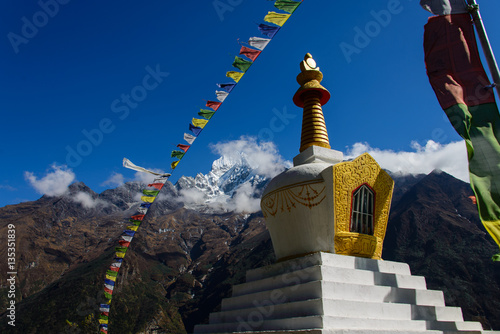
[293,53,331,153]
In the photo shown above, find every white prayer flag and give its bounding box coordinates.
[248,37,271,51]
[122,158,171,177]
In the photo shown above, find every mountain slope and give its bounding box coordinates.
[384,170,500,330]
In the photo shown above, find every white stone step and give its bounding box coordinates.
[234,264,426,297]
[211,298,464,324]
[222,281,445,311]
[246,253,412,282]
[195,315,484,333]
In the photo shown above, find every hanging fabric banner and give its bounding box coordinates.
[192,118,209,129]
[177,144,190,152]
[198,109,216,120]
[226,71,244,83]
[184,133,196,144]
[121,235,133,243]
[130,214,145,221]
[171,160,180,169]
[240,45,262,61]
[142,190,159,196]
[216,90,229,102]
[423,11,500,260]
[189,124,202,136]
[232,56,253,73]
[147,183,164,190]
[118,240,131,247]
[122,230,135,237]
[171,150,186,159]
[136,207,148,214]
[177,144,191,152]
[140,202,152,209]
[258,23,280,38]
[216,83,236,93]
[248,37,271,50]
[140,196,156,203]
[123,158,171,177]
[263,11,291,26]
[115,251,126,258]
[206,100,222,111]
[274,0,301,14]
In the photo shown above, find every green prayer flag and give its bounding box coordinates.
[129,220,142,226]
[171,150,186,159]
[444,103,500,256]
[104,292,113,300]
[115,247,128,253]
[232,56,252,73]
[143,190,159,196]
[199,109,216,120]
[274,0,301,13]
[106,270,118,277]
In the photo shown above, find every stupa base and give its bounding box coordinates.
[193,252,497,334]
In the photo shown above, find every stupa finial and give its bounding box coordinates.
[293,53,331,153]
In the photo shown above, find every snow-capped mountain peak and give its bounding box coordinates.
[175,153,269,211]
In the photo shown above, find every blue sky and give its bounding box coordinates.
[1,0,499,207]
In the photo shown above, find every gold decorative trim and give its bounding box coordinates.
[332,153,394,259]
[261,181,326,218]
[334,232,380,259]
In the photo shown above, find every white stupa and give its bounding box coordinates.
[193,54,498,334]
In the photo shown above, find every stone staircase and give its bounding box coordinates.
[193,252,499,334]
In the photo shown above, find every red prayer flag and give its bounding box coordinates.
[206,100,222,111]
[104,287,113,295]
[239,45,261,61]
[147,183,164,190]
[130,214,145,221]
[177,144,190,152]
[118,240,130,247]
[109,266,119,272]
[424,13,495,110]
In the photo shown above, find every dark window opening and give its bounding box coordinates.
[350,184,374,235]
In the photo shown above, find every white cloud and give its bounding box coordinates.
[101,172,125,187]
[24,164,75,196]
[210,136,291,178]
[73,191,109,209]
[345,140,469,182]
[226,182,261,213]
[177,188,207,206]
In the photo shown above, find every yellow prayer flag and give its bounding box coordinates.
[141,195,156,203]
[171,160,180,169]
[127,225,139,231]
[263,11,290,26]
[192,118,209,129]
[99,319,109,324]
[106,275,117,282]
[226,71,244,83]
[115,251,126,258]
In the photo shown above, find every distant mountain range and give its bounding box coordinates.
[0,156,499,333]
